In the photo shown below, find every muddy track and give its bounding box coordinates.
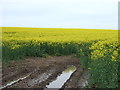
[2,55,88,89]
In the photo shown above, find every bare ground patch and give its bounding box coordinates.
[2,55,88,88]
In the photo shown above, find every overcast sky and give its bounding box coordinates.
[1,0,119,29]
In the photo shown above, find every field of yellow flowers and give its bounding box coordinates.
[2,27,119,88]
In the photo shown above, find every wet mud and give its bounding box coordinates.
[2,55,88,89]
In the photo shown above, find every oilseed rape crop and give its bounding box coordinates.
[2,27,119,88]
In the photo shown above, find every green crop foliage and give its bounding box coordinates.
[2,27,119,88]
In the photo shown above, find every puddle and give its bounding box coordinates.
[1,69,55,88]
[1,66,77,89]
[0,73,31,89]
[45,66,76,89]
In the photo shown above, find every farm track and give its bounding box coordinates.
[2,55,88,89]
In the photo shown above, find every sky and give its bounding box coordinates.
[1,0,119,29]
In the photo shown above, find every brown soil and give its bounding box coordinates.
[2,55,88,89]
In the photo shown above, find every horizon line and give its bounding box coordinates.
[1,27,118,30]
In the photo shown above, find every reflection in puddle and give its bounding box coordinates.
[45,66,76,89]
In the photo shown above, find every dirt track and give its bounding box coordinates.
[2,55,88,89]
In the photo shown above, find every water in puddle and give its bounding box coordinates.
[1,69,55,89]
[1,66,76,89]
[45,65,76,89]
[0,73,31,89]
